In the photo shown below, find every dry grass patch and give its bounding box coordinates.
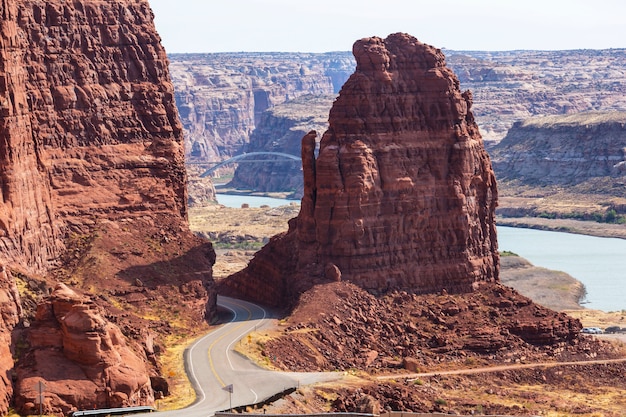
[156,336,197,411]
[233,326,283,370]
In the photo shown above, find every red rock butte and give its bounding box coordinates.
[221,33,499,306]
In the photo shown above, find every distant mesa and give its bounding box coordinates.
[491,111,626,187]
[219,33,499,306]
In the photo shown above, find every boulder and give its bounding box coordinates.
[15,284,153,416]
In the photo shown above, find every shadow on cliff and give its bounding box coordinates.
[114,239,218,323]
[116,240,215,287]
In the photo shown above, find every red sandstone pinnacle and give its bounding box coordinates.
[222,33,499,307]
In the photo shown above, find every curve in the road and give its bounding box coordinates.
[135,296,338,417]
[184,297,269,412]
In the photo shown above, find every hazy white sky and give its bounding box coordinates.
[149,0,626,53]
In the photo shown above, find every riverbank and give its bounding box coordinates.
[497,216,626,239]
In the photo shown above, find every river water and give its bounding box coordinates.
[497,226,626,312]
[215,193,300,208]
[216,194,625,312]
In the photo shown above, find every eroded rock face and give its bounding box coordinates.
[15,284,153,416]
[221,33,499,306]
[0,0,216,411]
[0,266,21,414]
[1,0,190,273]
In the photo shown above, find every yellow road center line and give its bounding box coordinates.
[207,301,254,387]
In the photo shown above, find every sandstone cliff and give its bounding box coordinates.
[169,52,354,162]
[1,0,190,272]
[220,33,499,306]
[0,0,215,413]
[491,112,626,188]
[229,95,335,197]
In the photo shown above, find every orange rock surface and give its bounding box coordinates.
[15,284,153,416]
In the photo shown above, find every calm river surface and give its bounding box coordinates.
[216,193,300,208]
[498,226,626,312]
[217,194,625,312]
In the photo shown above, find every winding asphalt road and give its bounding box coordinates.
[145,296,338,417]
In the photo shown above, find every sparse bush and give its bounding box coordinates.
[538,211,556,219]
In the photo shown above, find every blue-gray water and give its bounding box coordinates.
[216,193,300,208]
[498,226,626,312]
[217,194,625,312]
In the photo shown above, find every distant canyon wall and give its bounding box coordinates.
[172,48,626,198]
[446,49,626,141]
[491,112,626,190]
[228,95,335,196]
[168,52,354,162]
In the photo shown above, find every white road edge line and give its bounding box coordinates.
[225,302,268,370]
[250,388,258,404]
[184,297,240,410]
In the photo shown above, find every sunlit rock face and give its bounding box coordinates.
[220,33,499,306]
[0,0,216,412]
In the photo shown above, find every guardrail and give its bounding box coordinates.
[216,412,538,417]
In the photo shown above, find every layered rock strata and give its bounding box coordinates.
[446,49,626,141]
[0,0,216,412]
[169,53,354,162]
[221,33,499,306]
[1,0,190,271]
[491,112,626,186]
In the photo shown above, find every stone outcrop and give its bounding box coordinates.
[229,95,335,197]
[169,52,354,162]
[0,0,216,412]
[14,284,153,416]
[265,281,584,373]
[220,33,499,306]
[491,112,626,187]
